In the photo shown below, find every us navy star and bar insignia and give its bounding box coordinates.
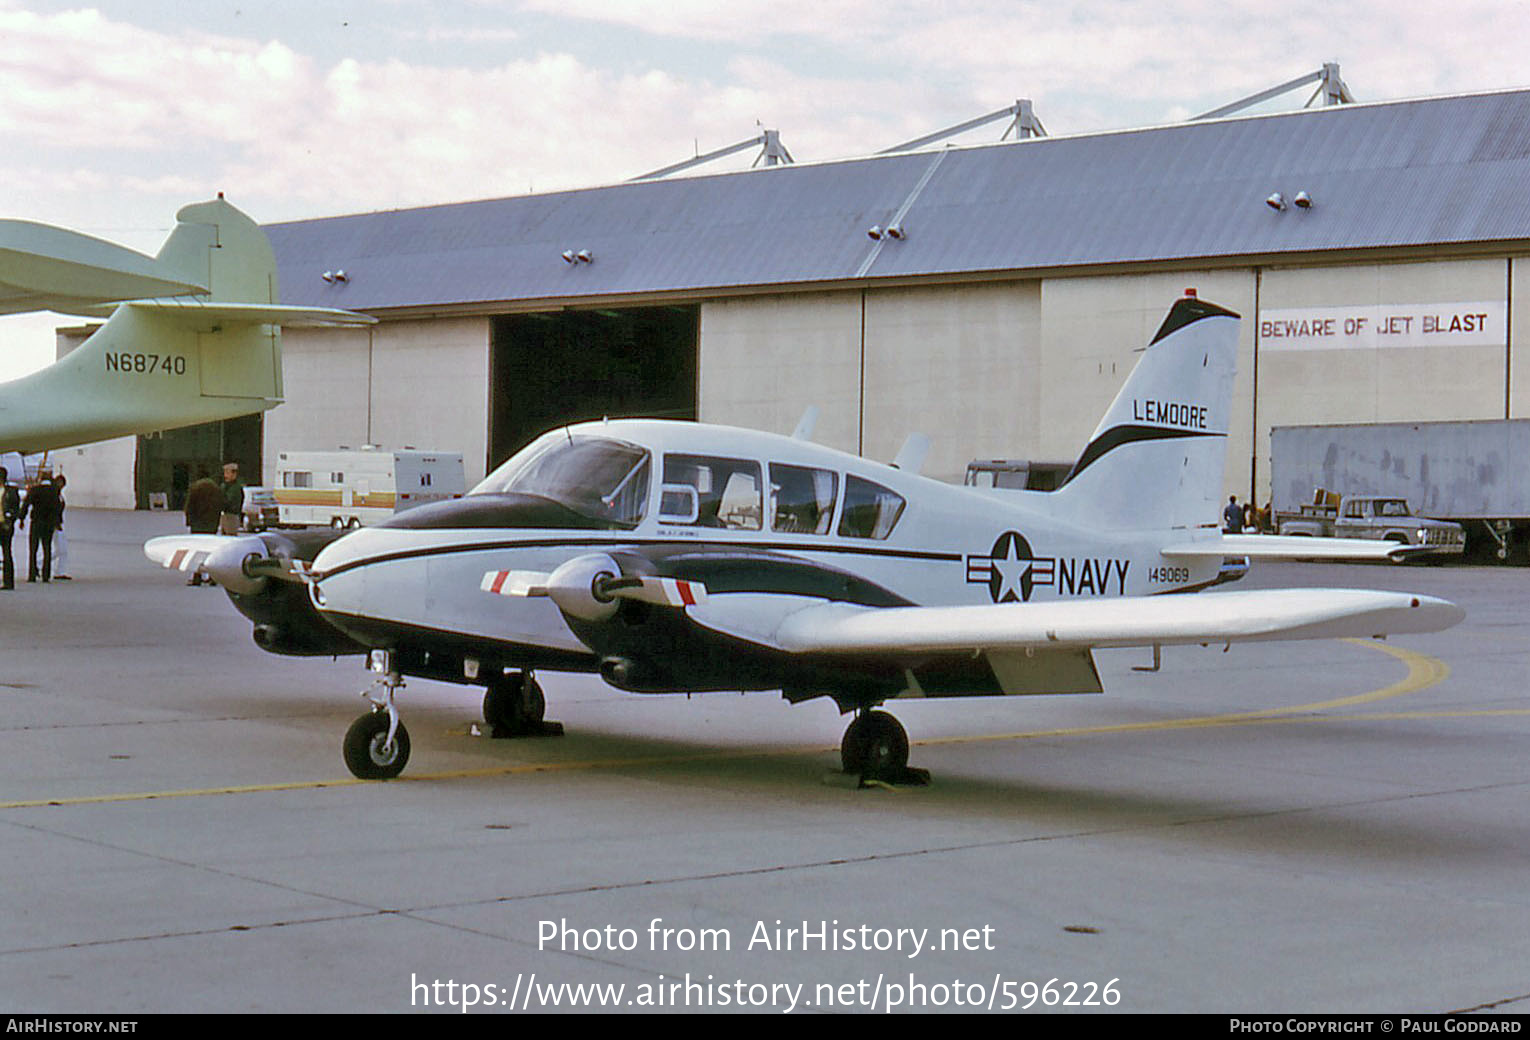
[966,531,1128,602]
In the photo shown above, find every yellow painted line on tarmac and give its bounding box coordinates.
[0,777,370,809]
[0,640,1461,809]
[914,638,1452,747]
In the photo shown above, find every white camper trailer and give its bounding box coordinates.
[273,449,465,529]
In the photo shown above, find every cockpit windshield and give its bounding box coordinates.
[472,434,651,527]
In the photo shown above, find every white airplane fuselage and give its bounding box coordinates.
[307,418,1226,696]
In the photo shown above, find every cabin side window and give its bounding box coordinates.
[838,475,905,540]
[661,454,762,530]
[769,463,837,535]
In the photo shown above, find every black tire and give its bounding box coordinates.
[343,712,411,779]
[840,710,909,778]
[483,674,546,736]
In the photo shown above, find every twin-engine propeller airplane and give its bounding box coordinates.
[0,196,373,452]
[147,294,1464,783]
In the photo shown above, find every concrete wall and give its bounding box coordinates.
[265,317,490,487]
[862,282,1041,483]
[699,284,1043,483]
[1255,258,1510,502]
[47,437,136,509]
[699,292,863,454]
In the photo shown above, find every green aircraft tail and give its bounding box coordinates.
[0,197,370,453]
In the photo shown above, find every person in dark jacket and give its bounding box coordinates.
[20,475,62,582]
[184,470,223,586]
[219,462,245,536]
[0,467,17,590]
[1223,495,1243,534]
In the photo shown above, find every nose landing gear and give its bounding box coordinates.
[343,662,410,779]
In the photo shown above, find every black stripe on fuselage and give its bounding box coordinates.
[314,536,963,583]
[1062,424,1224,486]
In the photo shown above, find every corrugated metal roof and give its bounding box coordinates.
[267,89,1530,313]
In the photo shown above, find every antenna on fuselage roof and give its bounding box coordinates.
[791,406,820,441]
[891,432,931,474]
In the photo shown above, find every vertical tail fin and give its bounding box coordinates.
[153,196,278,306]
[1050,295,1240,531]
[0,198,283,452]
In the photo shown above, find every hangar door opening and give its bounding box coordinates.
[489,306,698,466]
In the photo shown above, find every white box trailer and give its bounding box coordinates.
[1271,420,1530,561]
[274,449,465,528]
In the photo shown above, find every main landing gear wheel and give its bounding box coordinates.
[840,710,928,785]
[343,711,411,779]
[482,673,562,738]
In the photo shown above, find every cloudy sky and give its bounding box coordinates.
[1,0,1527,375]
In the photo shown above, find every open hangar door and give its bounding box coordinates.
[488,305,698,467]
[136,412,263,511]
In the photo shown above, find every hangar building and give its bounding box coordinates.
[62,86,1530,515]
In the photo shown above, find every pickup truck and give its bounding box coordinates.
[1275,490,1465,555]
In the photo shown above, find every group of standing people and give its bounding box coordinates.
[182,461,246,586]
[1223,495,1270,534]
[0,468,69,589]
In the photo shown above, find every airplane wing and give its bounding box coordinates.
[0,219,209,317]
[761,587,1463,655]
[485,554,1461,662]
[1161,534,1409,560]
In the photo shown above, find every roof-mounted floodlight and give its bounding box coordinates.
[1293,191,1313,209]
[561,250,578,264]
[867,225,883,240]
[322,271,335,283]
[885,224,906,240]
[333,270,348,283]
[576,250,593,263]
[1265,192,1287,211]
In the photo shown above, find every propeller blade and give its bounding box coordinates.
[607,574,708,608]
[481,570,551,597]
[145,534,222,574]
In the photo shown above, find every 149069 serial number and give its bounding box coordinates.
[104,352,188,375]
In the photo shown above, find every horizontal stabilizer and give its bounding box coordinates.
[774,588,1463,655]
[1162,534,1407,561]
[80,299,376,327]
